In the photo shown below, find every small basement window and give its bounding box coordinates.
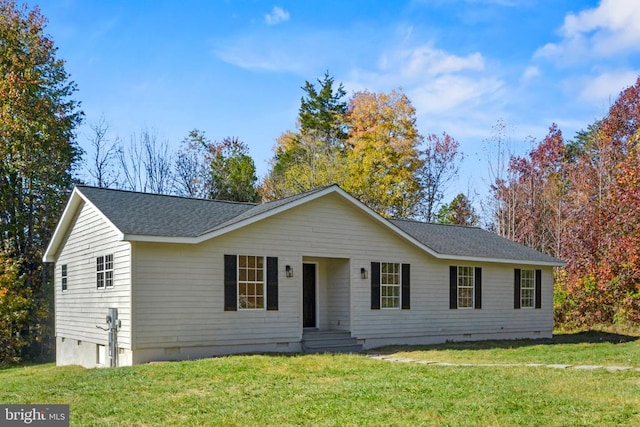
[97,344,106,365]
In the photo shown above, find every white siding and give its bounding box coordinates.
[325,258,350,331]
[131,192,553,359]
[55,201,131,351]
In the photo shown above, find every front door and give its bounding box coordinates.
[303,263,317,328]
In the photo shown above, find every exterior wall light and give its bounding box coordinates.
[361,267,368,280]
[286,265,293,278]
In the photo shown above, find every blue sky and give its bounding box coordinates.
[35,0,640,199]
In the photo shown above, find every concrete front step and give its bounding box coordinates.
[302,331,363,354]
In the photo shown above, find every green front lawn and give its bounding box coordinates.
[1,332,639,426]
[375,329,640,366]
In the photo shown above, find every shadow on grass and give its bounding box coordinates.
[369,330,640,355]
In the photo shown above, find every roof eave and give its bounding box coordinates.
[434,253,566,267]
[122,234,196,244]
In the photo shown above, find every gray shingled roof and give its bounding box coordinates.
[77,186,257,237]
[77,185,563,265]
[389,219,563,264]
[77,185,333,238]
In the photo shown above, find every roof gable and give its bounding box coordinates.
[43,185,565,266]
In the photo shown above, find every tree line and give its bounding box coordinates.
[492,79,640,327]
[86,122,260,202]
[2,0,640,364]
[86,73,472,225]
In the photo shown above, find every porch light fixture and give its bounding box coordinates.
[286,265,293,278]
[361,267,368,280]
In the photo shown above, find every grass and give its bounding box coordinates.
[374,329,640,366]
[0,331,639,426]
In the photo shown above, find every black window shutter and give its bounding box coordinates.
[224,255,237,311]
[371,262,380,310]
[474,267,482,309]
[535,269,542,309]
[514,269,521,309]
[449,266,458,309]
[266,257,278,311]
[401,264,410,310]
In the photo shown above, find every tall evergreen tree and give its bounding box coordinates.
[0,0,83,363]
[263,72,349,198]
[299,71,348,147]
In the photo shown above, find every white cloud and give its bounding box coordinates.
[535,0,640,64]
[521,65,540,81]
[349,43,500,116]
[265,6,290,25]
[576,70,640,104]
[216,38,305,73]
[214,30,336,74]
[409,74,503,115]
[401,44,484,77]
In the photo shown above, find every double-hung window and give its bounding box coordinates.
[514,268,542,309]
[97,254,114,289]
[238,255,264,309]
[457,266,475,308]
[520,269,535,308]
[225,254,278,311]
[450,265,481,309]
[380,262,400,309]
[61,264,68,292]
[371,262,410,310]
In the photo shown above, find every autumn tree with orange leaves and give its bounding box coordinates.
[497,77,640,327]
[260,74,462,219]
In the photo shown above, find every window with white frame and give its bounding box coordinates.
[238,255,264,309]
[457,266,474,308]
[381,262,400,308]
[520,269,535,308]
[97,254,114,289]
[61,264,68,292]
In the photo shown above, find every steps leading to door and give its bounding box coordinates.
[302,330,363,354]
